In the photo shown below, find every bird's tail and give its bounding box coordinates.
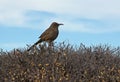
[27,39,42,51]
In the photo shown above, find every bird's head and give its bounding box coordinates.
[52,22,64,27]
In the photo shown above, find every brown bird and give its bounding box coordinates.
[27,22,63,51]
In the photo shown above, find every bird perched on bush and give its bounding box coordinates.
[27,22,63,51]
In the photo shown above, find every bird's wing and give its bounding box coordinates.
[39,28,49,38]
[39,28,53,40]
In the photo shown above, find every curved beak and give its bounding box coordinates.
[59,23,64,25]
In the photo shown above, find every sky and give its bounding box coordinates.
[0,0,120,51]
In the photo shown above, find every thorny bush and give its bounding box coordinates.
[0,42,120,82]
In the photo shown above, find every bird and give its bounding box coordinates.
[27,22,63,51]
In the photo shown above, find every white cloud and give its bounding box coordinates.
[0,0,120,33]
[60,21,120,34]
[0,10,25,26]
[1,0,119,17]
[0,43,25,51]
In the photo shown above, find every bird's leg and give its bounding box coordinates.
[48,42,55,52]
[49,42,54,47]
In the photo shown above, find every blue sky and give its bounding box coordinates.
[0,0,120,51]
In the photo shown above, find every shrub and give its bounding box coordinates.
[0,43,120,82]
